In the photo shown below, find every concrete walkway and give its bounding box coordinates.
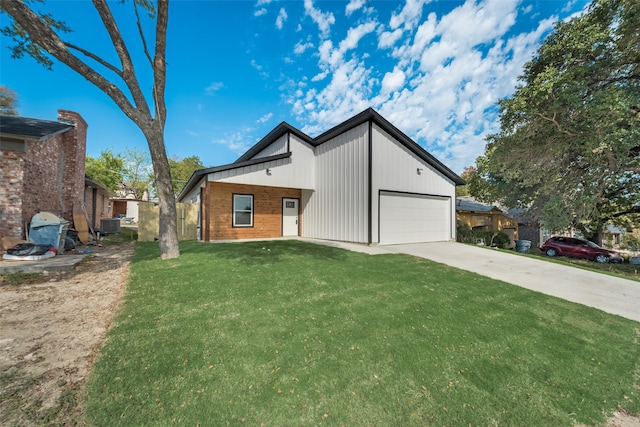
[304,239,640,323]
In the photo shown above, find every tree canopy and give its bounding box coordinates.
[0,85,19,115]
[473,0,640,242]
[87,149,202,199]
[85,149,125,192]
[167,155,204,196]
[1,0,180,259]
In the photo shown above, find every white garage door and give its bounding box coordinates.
[379,191,451,245]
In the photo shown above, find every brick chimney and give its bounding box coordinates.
[57,110,88,214]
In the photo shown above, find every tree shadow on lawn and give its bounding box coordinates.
[133,239,349,266]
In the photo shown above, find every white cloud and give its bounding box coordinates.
[378,28,403,49]
[275,8,288,29]
[339,21,377,52]
[205,82,224,95]
[257,112,273,123]
[381,68,405,93]
[304,0,336,39]
[288,0,565,172]
[389,0,430,31]
[212,130,252,154]
[254,8,267,17]
[294,41,314,54]
[345,0,365,16]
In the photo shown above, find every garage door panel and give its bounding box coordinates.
[379,192,450,245]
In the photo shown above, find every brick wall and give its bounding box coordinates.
[206,182,301,240]
[0,110,87,240]
[58,110,87,218]
[84,186,112,229]
[0,150,26,239]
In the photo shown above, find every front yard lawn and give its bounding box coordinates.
[86,240,640,426]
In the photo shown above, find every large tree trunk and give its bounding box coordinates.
[1,0,180,259]
[143,124,179,259]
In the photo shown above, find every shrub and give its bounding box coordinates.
[456,223,510,249]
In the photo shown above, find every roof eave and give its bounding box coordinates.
[177,152,292,201]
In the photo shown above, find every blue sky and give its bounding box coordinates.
[1,0,589,174]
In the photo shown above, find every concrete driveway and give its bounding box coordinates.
[306,239,640,323]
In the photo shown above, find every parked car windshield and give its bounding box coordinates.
[586,241,601,249]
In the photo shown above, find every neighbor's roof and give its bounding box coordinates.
[178,108,465,200]
[85,176,114,197]
[0,115,73,141]
[455,197,503,213]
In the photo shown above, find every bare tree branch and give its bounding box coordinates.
[64,42,122,76]
[91,0,150,120]
[153,0,168,126]
[534,112,580,136]
[133,1,154,66]
[1,0,137,119]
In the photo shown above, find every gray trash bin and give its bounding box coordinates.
[515,240,531,254]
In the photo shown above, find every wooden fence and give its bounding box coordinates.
[138,201,198,242]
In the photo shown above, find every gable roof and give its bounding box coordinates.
[456,197,503,213]
[234,108,464,185]
[178,108,465,200]
[0,115,74,141]
[314,108,464,185]
[235,122,313,163]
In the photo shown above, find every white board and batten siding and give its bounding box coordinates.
[302,123,369,243]
[253,133,288,159]
[211,134,315,190]
[371,123,456,245]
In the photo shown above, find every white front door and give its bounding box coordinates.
[282,198,299,236]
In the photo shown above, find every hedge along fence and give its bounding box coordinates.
[138,201,198,242]
[456,223,511,248]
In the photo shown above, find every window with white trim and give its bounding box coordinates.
[233,194,253,227]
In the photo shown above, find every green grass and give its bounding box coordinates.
[101,228,138,245]
[86,240,640,426]
[0,272,42,286]
[496,246,640,282]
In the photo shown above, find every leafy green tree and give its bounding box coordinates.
[168,155,204,196]
[85,149,125,192]
[0,85,19,115]
[455,166,476,197]
[122,148,154,200]
[475,0,640,243]
[1,0,180,259]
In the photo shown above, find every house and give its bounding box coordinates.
[0,110,88,240]
[84,176,114,230]
[110,198,140,223]
[178,108,465,245]
[455,197,519,246]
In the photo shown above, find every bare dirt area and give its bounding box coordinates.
[0,242,134,426]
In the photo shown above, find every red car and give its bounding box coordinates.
[540,236,623,263]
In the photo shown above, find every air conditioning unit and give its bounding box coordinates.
[100,218,121,233]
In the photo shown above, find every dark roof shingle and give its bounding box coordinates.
[0,115,73,140]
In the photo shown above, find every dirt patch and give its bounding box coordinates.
[0,242,134,426]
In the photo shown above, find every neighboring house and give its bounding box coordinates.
[0,110,87,240]
[84,176,113,230]
[111,197,140,223]
[456,197,519,246]
[178,108,465,245]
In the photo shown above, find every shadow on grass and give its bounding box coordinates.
[132,239,349,265]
